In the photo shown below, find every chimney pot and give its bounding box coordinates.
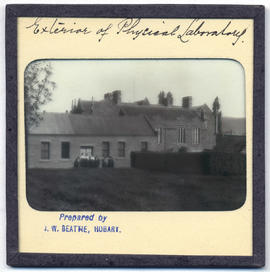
[182,96,192,108]
[112,90,122,104]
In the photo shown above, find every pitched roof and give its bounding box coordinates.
[118,103,210,121]
[79,100,119,116]
[29,113,155,136]
[29,113,74,134]
[75,98,213,122]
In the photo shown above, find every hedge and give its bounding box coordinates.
[209,152,246,175]
[131,151,246,176]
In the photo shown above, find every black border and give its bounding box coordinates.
[6,4,265,268]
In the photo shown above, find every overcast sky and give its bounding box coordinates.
[32,59,245,118]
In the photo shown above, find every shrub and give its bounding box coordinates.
[178,146,188,153]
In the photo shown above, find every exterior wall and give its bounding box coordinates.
[153,116,216,152]
[28,135,158,169]
[27,112,216,169]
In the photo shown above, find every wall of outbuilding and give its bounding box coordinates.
[27,135,158,168]
[27,115,216,169]
[153,115,216,152]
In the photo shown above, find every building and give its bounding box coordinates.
[215,117,246,153]
[28,114,156,168]
[221,117,246,136]
[28,90,219,168]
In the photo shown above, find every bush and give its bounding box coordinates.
[178,146,188,153]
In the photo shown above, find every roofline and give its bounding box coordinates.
[119,103,208,110]
[222,116,246,120]
[76,100,211,110]
[143,115,157,134]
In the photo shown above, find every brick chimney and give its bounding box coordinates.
[104,90,122,104]
[104,92,113,101]
[112,90,122,104]
[182,96,192,108]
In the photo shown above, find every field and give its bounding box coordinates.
[26,168,246,211]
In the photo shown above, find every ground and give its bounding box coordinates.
[26,168,246,211]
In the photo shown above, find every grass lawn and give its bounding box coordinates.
[26,168,246,211]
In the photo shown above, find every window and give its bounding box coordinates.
[141,141,148,152]
[80,146,93,158]
[157,128,162,144]
[61,142,70,159]
[41,142,50,160]
[178,127,186,143]
[102,141,110,157]
[118,142,125,157]
[192,128,200,144]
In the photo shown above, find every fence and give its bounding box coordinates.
[131,151,246,175]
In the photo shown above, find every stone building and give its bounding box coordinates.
[28,90,219,168]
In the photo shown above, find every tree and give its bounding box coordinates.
[212,96,220,114]
[212,97,221,134]
[158,91,173,106]
[166,92,173,106]
[217,111,222,134]
[24,61,56,129]
[158,91,166,105]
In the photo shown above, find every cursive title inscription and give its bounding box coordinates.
[26,18,92,35]
[25,17,248,46]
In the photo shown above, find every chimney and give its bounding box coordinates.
[112,90,122,104]
[104,93,111,101]
[182,96,192,108]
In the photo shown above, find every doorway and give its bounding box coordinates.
[80,146,93,159]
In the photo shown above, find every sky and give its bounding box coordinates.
[30,59,245,118]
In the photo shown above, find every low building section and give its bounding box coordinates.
[28,113,155,168]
